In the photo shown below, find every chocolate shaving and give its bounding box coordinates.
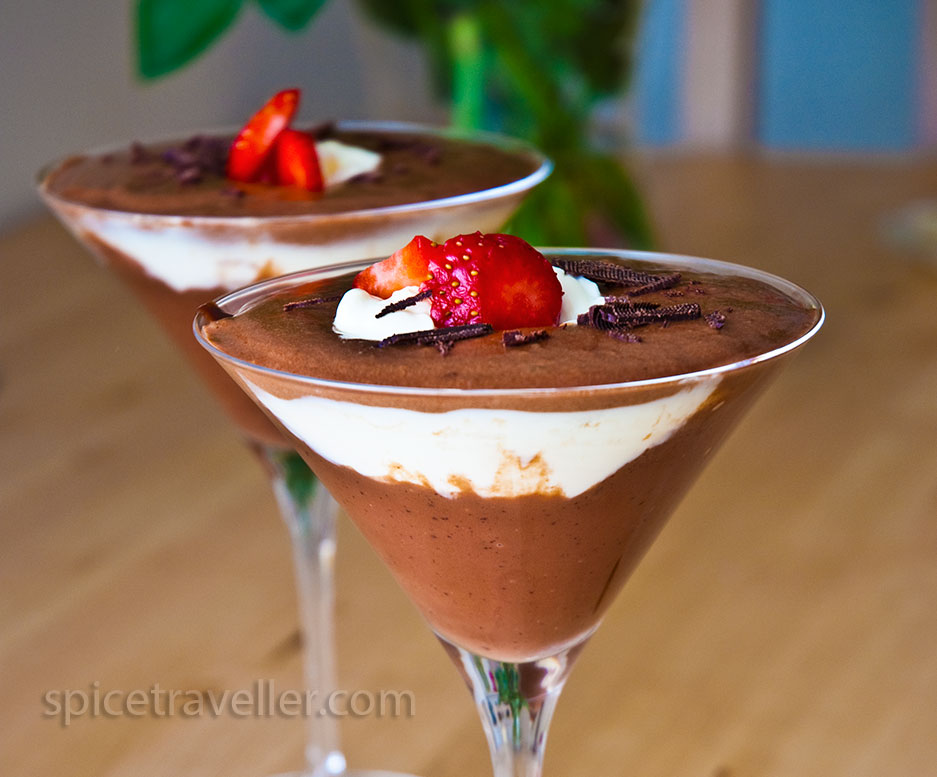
[502,329,549,347]
[705,310,727,330]
[625,272,682,296]
[375,288,432,318]
[159,135,227,183]
[418,144,442,165]
[553,258,682,298]
[577,307,613,330]
[283,294,343,311]
[578,302,701,330]
[600,297,660,310]
[552,258,660,286]
[375,137,441,164]
[377,323,493,349]
[176,166,203,184]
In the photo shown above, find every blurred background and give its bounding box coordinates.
[3,3,936,777]
[3,0,936,233]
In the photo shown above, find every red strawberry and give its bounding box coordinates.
[275,129,324,191]
[353,235,439,298]
[425,232,562,329]
[227,88,299,182]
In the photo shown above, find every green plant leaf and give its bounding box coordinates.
[353,0,427,38]
[136,0,243,79]
[448,12,485,130]
[255,0,329,31]
[354,0,474,38]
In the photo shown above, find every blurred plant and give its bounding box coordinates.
[135,0,653,247]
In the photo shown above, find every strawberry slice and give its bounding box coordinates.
[425,232,562,329]
[275,129,324,191]
[227,88,300,182]
[353,235,439,298]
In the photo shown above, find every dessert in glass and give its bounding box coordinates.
[195,233,824,776]
[38,91,550,777]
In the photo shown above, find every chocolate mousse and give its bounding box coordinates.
[40,125,549,447]
[203,260,817,389]
[43,127,541,218]
[197,251,822,661]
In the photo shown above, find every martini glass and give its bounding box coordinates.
[195,250,824,776]
[38,122,550,777]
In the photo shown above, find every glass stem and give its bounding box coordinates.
[445,640,578,777]
[260,445,346,777]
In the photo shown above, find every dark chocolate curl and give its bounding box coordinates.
[376,288,432,318]
[283,294,343,311]
[552,258,661,286]
[579,302,701,331]
[625,272,682,296]
[502,329,549,347]
[706,310,728,330]
[377,323,493,349]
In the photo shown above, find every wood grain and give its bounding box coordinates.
[1,155,935,776]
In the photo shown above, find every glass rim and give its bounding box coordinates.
[193,247,825,399]
[36,119,552,225]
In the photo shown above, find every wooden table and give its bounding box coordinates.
[2,155,935,776]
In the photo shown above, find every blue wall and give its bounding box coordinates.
[757,0,919,151]
[633,0,922,151]
[633,0,686,145]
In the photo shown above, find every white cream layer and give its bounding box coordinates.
[331,268,604,341]
[242,376,720,498]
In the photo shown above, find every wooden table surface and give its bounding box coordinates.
[2,154,936,777]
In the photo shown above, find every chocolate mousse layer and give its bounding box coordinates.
[301,365,773,660]
[199,254,821,661]
[43,127,541,218]
[204,260,819,391]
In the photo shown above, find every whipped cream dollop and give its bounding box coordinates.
[555,267,604,324]
[316,140,381,186]
[333,285,433,340]
[333,266,604,341]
